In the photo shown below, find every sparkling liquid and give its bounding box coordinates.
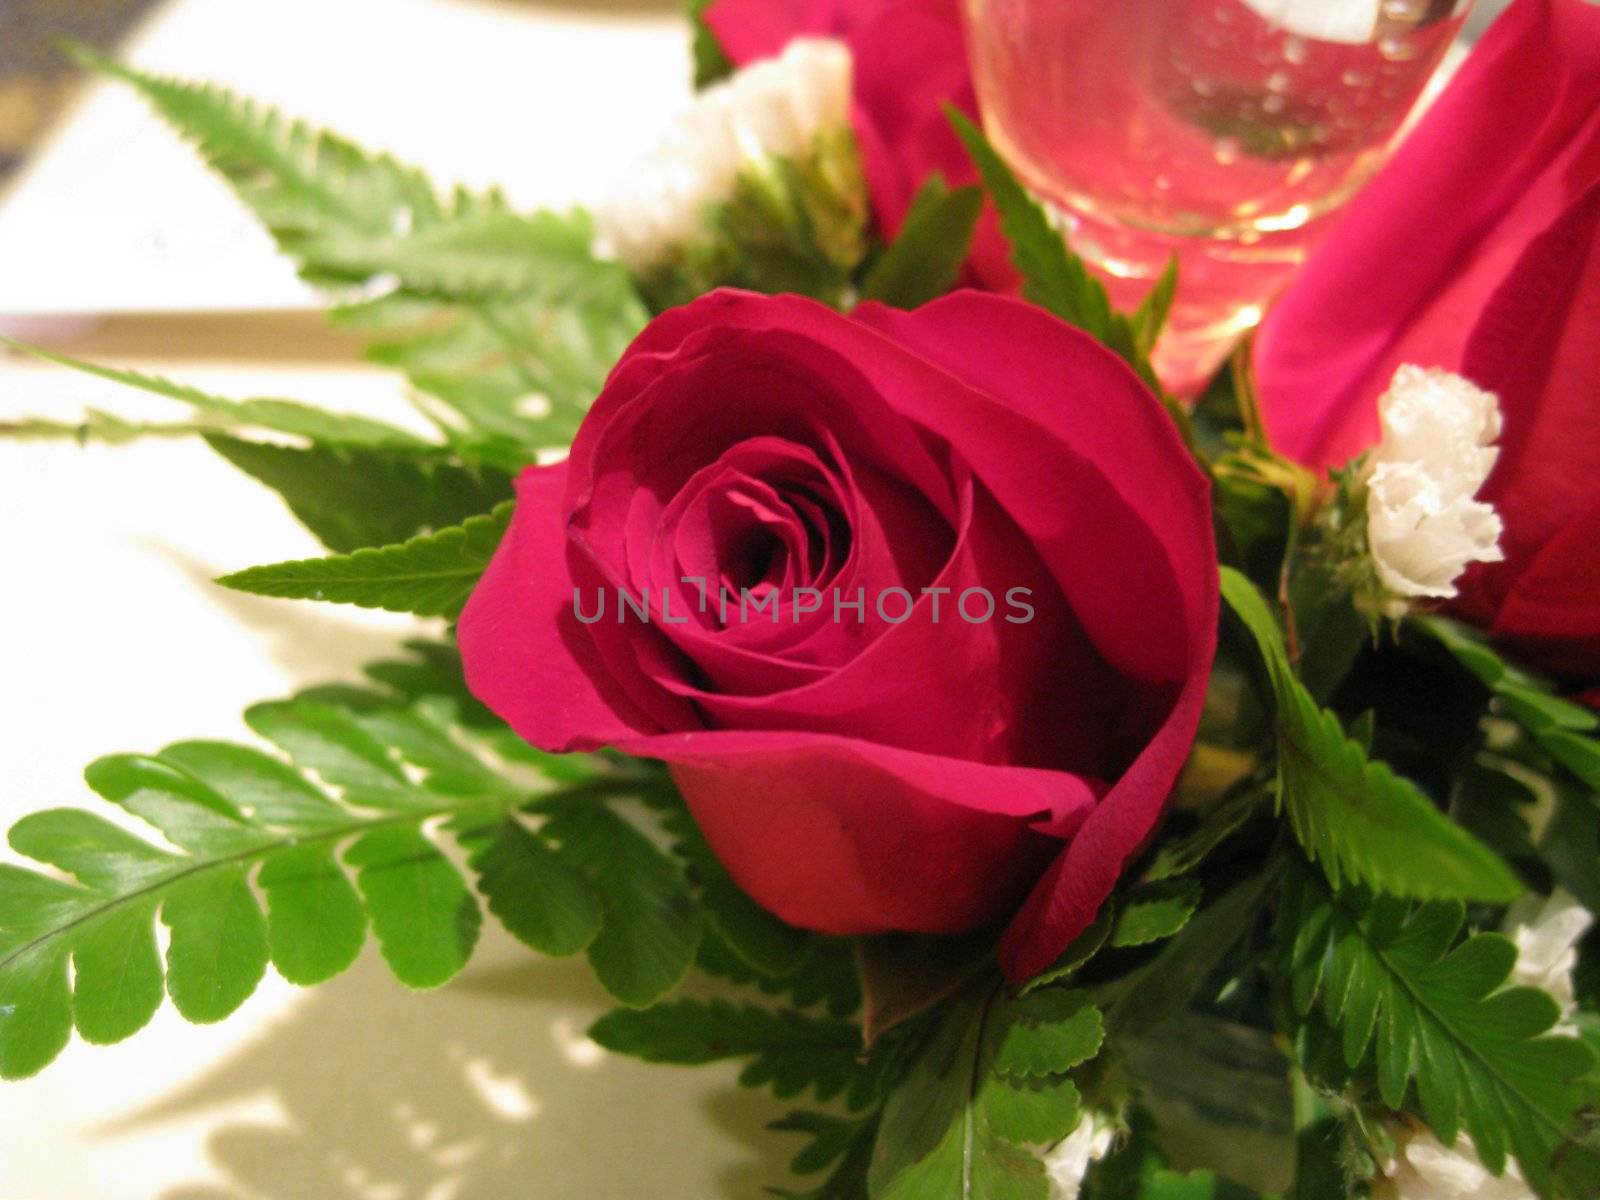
[963,0,1469,393]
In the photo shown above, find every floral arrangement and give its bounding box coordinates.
[3,1,1599,1197]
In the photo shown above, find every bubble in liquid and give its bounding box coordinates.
[1263,93,1287,115]
[1381,0,1429,19]
[1266,70,1292,94]
[1214,136,1242,165]
[1342,68,1375,87]
[1282,36,1308,66]
[1378,35,1419,61]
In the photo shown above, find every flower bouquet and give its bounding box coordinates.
[3,1,1599,1197]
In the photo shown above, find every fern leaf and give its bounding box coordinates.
[1280,860,1600,1196]
[0,336,427,450]
[217,502,511,617]
[0,646,690,1080]
[87,53,648,457]
[1221,568,1519,902]
[589,998,871,1106]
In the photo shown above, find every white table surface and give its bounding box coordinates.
[0,1,800,1196]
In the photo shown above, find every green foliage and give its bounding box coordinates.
[87,51,648,462]
[867,985,1105,1199]
[0,647,692,1080]
[949,113,1175,385]
[1418,618,1600,794]
[1102,867,1276,1039]
[688,0,736,88]
[1110,880,1204,949]
[0,338,427,450]
[1129,258,1179,362]
[949,111,1202,458]
[589,998,878,1107]
[696,929,863,1020]
[635,129,869,312]
[949,113,1119,349]
[770,1111,879,1200]
[204,434,512,553]
[534,796,701,1007]
[218,502,512,618]
[990,988,1104,1079]
[860,176,984,309]
[453,814,604,957]
[333,281,645,468]
[1279,860,1600,1196]
[1221,568,1519,903]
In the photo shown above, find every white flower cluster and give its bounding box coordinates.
[1373,891,1593,1200]
[1374,1130,1535,1200]
[1507,888,1593,1021]
[1041,1113,1117,1200]
[593,38,854,271]
[1364,365,1504,616]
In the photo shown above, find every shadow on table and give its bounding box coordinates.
[99,931,797,1200]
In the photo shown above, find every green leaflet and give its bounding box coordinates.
[453,815,604,958]
[1221,568,1520,903]
[205,434,513,554]
[695,929,863,1020]
[217,502,512,618]
[1129,258,1180,362]
[990,988,1104,1080]
[1109,880,1204,950]
[0,337,427,450]
[87,51,647,460]
[1417,617,1600,794]
[1279,860,1600,1197]
[0,648,689,1080]
[770,1112,880,1200]
[949,112,1120,350]
[868,986,1104,1200]
[860,175,985,309]
[337,285,645,466]
[535,798,702,1007]
[1102,866,1276,1040]
[589,998,876,1107]
[948,111,1199,453]
[688,0,735,89]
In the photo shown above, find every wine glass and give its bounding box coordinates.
[962,0,1473,394]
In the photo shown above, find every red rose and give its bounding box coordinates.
[459,289,1217,980]
[704,0,1013,287]
[1255,0,1600,679]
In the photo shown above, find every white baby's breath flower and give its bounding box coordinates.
[1374,1129,1534,1200]
[594,38,854,271]
[1363,365,1505,615]
[1505,887,1593,1019]
[1041,1113,1117,1200]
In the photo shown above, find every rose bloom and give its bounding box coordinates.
[703,0,1012,286]
[1255,0,1600,679]
[460,289,1217,979]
